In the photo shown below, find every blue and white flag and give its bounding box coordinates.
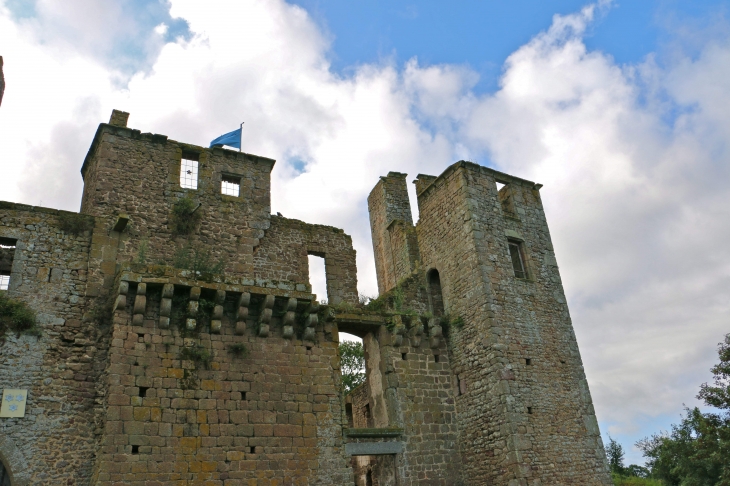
[209,126,242,149]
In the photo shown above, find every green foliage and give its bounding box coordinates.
[392,284,405,311]
[173,244,224,277]
[611,473,663,486]
[179,345,211,370]
[339,340,365,393]
[57,212,94,236]
[170,196,201,235]
[607,436,626,475]
[135,238,148,264]
[363,294,387,313]
[228,343,248,358]
[0,292,39,340]
[638,333,730,486]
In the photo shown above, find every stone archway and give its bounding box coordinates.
[0,436,30,486]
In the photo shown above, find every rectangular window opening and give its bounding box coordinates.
[527,407,533,414]
[0,238,17,291]
[307,253,327,305]
[401,353,407,361]
[221,175,241,197]
[508,239,527,279]
[138,386,149,397]
[180,156,199,190]
[526,358,532,366]
[434,354,440,363]
[131,445,139,454]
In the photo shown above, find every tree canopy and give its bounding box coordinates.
[339,340,365,393]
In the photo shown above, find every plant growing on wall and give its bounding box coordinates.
[173,244,224,277]
[170,196,201,235]
[0,292,40,340]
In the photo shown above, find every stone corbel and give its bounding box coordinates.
[391,315,406,347]
[159,283,174,329]
[187,286,200,330]
[132,283,146,326]
[235,292,251,335]
[211,290,225,334]
[428,317,442,348]
[258,294,275,337]
[114,281,128,311]
[303,301,319,342]
[408,317,424,347]
[281,297,297,339]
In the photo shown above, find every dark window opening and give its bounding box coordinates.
[221,175,241,197]
[427,269,445,316]
[401,353,407,360]
[131,445,139,454]
[366,470,373,486]
[138,387,149,397]
[242,391,247,400]
[180,153,199,190]
[0,458,10,486]
[364,403,371,419]
[251,446,258,454]
[434,354,440,363]
[346,403,354,428]
[526,358,532,366]
[508,240,527,279]
[527,407,533,414]
[560,360,566,364]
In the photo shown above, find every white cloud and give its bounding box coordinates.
[1,0,729,464]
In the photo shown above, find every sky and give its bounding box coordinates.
[1,0,729,466]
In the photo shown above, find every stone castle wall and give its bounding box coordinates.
[0,109,611,485]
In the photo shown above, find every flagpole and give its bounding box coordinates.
[239,122,244,152]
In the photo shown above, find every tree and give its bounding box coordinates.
[638,333,730,486]
[339,340,365,393]
[606,436,626,475]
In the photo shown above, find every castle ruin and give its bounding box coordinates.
[0,109,612,485]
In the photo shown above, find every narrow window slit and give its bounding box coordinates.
[508,239,527,279]
[131,445,139,454]
[401,353,407,360]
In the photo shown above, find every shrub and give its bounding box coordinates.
[179,345,211,370]
[0,292,39,340]
[170,197,201,235]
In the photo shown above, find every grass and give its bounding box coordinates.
[0,292,40,340]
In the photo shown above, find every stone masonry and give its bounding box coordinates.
[0,109,611,485]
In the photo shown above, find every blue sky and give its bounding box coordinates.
[1,0,730,468]
[292,0,729,92]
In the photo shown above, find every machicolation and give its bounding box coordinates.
[0,109,612,485]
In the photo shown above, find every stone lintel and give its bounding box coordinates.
[345,441,404,456]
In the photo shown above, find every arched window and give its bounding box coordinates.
[427,269,445,317]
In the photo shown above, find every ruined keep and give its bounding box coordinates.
[0,109,612,485]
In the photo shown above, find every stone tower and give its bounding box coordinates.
[366,165,611,484]
[0,109,611,485]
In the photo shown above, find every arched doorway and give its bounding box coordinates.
[0,459,10,486]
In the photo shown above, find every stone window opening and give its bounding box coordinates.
[138,386,149,397]
[401,352,407,360]
[527,407,533,414]
[434,354,440,363]
[251,446,258,454]
[307,253,327,304]
[131,445,139,454]
[221,174,241,197]
[427,269,445,317]
[526,358,532,366]
[0,237,17,291]
[180,152,199,190]
[508,239,527,279]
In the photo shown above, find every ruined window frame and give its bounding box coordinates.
[221,173,241,197]
[508,239,528,279]
[0,237,17,291]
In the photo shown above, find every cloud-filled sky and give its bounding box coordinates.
[1,0,729,465]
